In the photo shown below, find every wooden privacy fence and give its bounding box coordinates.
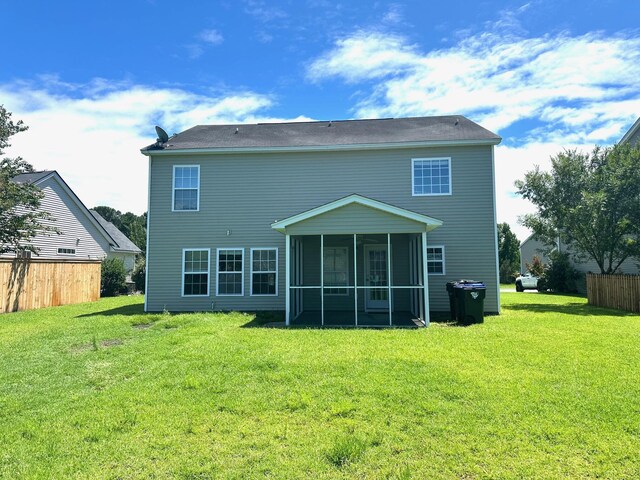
[0,259,101,314]
[587,273,640,313]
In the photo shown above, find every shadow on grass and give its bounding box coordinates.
[242,311,464,329]
[506,302,634,317]
[76,303,146,318]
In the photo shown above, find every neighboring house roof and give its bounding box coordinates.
[12,170,55,185]
[620,116,640,145]
[271,194,443,233]
[10,170,141,255]
[141,115,501,154]
[90,210,142,254]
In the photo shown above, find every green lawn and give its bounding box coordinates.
[1,294,639,479]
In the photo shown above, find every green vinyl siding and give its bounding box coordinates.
[146,145,499,313]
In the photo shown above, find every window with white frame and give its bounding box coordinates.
[426,246,445,274]
[412,158,451,196]
[57,248,76,255]
[173,165,200,211]
[323,247,348,295]
[182,249,210,296]
[251,248,277,295]
[217,249,244,295]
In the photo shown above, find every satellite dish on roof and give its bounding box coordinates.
[155,126,169,143]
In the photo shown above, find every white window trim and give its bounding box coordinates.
[172,165,200,212]
[57,248,76,255]
[324,246,349,296]
[216,248,245,296]
[411,157,452,197]
[181,248,210,297]
[426,245,446,275]
[250,248,278,296]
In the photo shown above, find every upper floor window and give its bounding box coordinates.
[412,158,451,196]
[426,246,445,274]
[173,165,200,211]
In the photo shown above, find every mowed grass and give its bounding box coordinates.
[1,293,639,479]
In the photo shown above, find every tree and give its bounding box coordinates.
[0,106,55,254]
[101,257,127,297]
[543,251,579,293]
[497,222,521,283]
[525,255,545,277]
[516,144,640,274]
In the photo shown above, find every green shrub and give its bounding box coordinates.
[101,257,127,297]
[543,251,580,293]
[132,258,145,293]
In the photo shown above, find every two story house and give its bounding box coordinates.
[141,116,502,326]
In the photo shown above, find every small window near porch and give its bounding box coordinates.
[427,246,445,274]
[251,248,277,296]
[217,248,244,295]
[324,247,348,295]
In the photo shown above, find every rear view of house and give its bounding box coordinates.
[142,116,502,326]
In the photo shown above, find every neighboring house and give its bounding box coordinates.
[620,116,640,146]
[519,234,553,274]
[520,116,640,281]
[5,171,141,276]
[141,116,502,326]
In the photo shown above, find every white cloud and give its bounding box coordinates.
[1,79,309,216]
[308,28,640,239]
[307,30,640,140]
[199,29,224,45]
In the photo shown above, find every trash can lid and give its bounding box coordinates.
[453,281,486,289]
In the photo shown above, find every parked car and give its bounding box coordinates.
[515,273,543,292]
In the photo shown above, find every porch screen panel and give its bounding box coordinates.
[323,246,348,295]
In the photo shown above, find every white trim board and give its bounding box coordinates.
[141,138,501,157]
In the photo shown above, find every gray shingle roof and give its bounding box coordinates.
[11,170,54,184]
[90,210,142,254]
[142,115,501,152]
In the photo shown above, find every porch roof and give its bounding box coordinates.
[271,194,443,235]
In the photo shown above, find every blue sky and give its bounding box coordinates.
[3,0,640,240]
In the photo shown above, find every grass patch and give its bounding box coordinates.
[0,293,639,478]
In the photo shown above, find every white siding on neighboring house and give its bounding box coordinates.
[3,173,141,276]
[4,175,110,261]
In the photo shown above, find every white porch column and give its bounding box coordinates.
[285,234,290,326]
[320,234,324,327]
[353,233,358,326]
[422,231,430,327]
[387,233,392,326]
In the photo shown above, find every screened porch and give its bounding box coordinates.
[287,233,429,327]
[271,194,443,327]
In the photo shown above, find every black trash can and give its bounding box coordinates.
[446,282,458,321]
[453,280,486,324]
